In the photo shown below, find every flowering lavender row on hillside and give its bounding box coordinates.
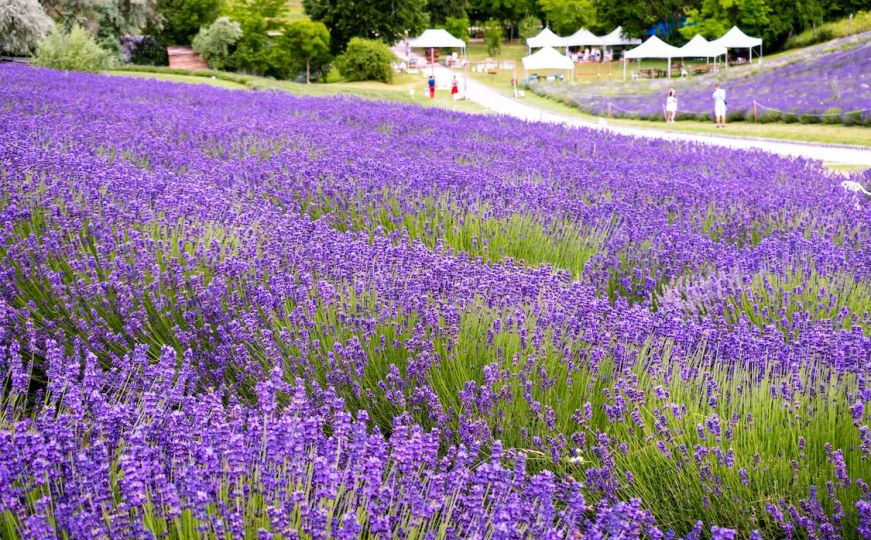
[0,64,869,538]
[533,39,871,124]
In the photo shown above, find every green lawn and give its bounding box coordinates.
[107,67,486,114]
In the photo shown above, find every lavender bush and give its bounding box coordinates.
[0,64,869,538]
[532,37,871,126]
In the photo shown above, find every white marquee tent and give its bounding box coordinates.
[599,26,641,47]
[711,26,763,63]
[623,35,682,79]
[677,34,727,59]
[526,27,566,52]
[563,28,601,48]
[522,46,574,81]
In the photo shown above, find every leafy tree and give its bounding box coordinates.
[539,0,595,35]
[282,19,331,83]
[303,0,427,54]
[441,16,470,43]
[593,0,693,40]
[192,16,242,69]
[122,34,169,64]
[221,0,296,78]
[335,37,394,82]
[33,23,113,70]
[152,0,221,44]
[680,0,770,41]
[483,18,502,55]
[0,0,54,55]
[518,14,541,40]
[39,0,162,41]
[427,0,468,24]
[470,0,537,40]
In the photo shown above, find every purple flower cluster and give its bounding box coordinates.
[0,64,869,537]
[534,38,871,125]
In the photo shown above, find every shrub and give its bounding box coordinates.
[335,37,394,83]
[842,110,863,126]
[758,109,781,123]
[33,25,114,71]
[122,35,169,66]
[483,19,502,57]
[822,107,842,125]
[192,16,242,70]
[281,19,331,83]
[798,112,821,124]
[0,0,54,55]
[154,0,221,45]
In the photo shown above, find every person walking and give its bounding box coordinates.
[712,83,727,127]
[665,89,678,123]
[428,75,436,99]
[451,76,459,99]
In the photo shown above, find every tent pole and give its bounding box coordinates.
[749,47,752,63]
[623,56,626,80]
[667,57,671,78]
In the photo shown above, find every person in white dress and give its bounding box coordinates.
[665,89,678,123]
[712,83,727,127]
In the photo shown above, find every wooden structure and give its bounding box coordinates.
[167,47,208,70]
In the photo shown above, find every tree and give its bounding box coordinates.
[335,37,394,82]
[483,18,502,56]
[33,24,113,70]
[441,16,470,43]
[39,0,162,41]
[151,0,221,44]
[303,0,427,54]
[518,14,541,40]
[221,0,296,78]
[427,0,468,24]
[282,19,331,83]
[593,0,695,40]
[470,0,537,40]
[0,0,54,55]
[679,0,770,41]
[192,16,242,69]
[539,0,595,35]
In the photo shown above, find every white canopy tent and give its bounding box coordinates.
[563,28,601,48]
[599,26,641,46]
[407,28,468,93]
[526,27,566,52]
[677,34,727,59]
[522,46,575,81]
[623,35,682,79]
[711,26,763,63]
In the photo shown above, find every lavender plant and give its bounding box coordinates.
[0,64,869,538]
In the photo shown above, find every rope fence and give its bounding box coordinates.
[601,98,871,122]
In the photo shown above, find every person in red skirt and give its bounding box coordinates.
[451,76,459,98]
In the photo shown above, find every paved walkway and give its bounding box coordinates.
[396,46,871,166]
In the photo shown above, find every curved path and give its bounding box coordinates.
[400,48,871,167]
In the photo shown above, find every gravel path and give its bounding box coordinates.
[397,46,871,167]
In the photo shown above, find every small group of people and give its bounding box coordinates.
[663,83,728,126]
[427,75,459,99]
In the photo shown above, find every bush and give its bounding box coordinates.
[121,35,169,66]
[483,19,502,57]
[153,0,221,45]
[822,107,842,124]
[758,109,781,123]
[842,111,863,126]
[798,112,821,124]
[192,16,242,70]
[335,38,394,83]
[781,110,799,123]
[33,25,114,71]
[0,0,54,55]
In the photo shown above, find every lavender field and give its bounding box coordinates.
[533,37,871,125]
[1,64,870,539]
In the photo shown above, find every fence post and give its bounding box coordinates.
[753,100,758,123]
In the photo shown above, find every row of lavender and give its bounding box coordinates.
[0,64,869,538]
[532,39,871,125]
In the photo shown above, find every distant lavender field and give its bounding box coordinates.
[534,39,871,125]
[1,64,870,539]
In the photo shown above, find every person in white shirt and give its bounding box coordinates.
[712,83,727,127]
[665,89,678,123]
